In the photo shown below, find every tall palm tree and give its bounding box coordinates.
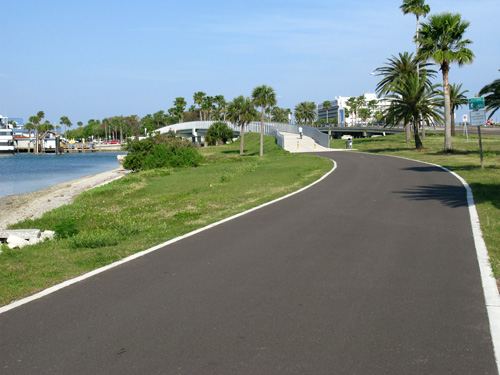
[193,91,206,120]
[173,97,187,123]
[252,85,277,156]
[400,0,430,64]
[479,72,500,120]
[417,12,474,151]
[384,73,443,149]
[59,116,72,138]
[322,101,331,124]
[438,83,469,135]
[228,96,258,155]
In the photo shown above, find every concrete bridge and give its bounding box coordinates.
[156,121,331,149]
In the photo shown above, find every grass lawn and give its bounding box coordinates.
[331,131,500,282]
[0,134,333,306]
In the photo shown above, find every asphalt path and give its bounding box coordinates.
[0,152,497,374]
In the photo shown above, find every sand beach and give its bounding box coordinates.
[0,168,130,229]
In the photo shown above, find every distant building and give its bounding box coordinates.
[318,94,390,127]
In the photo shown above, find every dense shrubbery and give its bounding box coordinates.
[123,133,202,171]
[205,121,234,146]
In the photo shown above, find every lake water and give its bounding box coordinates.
[0,152,127,199]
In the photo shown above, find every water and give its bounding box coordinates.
[0,152,127,199]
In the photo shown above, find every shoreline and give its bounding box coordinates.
[0,168,130,229]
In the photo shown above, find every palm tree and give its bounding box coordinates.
[345,97,359,127]
[384,73,443,149]
[479,72,500,120]
[59,116,72,138]
[271,107,291,123]
[438,83,469,135]
[400,0,430,63]
[24,122,35,153]
[294,102,316,125]
[228,96,258,155]
[214,95,227,120]
[322,101,331,124]
[252,85,277,156]
[374,52,437,141]
[193,91,206,120]
[173,97,187,123]
[417,12,474,151]
[202,96,214,121]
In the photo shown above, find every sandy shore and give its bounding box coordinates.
[0,168,130,229]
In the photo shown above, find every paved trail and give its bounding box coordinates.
[0,152,497,374]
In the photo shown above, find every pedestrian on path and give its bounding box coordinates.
[298,126,303,139]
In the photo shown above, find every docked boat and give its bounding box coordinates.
[0,116,15,153]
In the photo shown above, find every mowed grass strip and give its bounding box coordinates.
[0,134,332,306]
[332,131,500,281]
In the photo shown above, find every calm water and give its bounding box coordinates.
[0,152,127,199]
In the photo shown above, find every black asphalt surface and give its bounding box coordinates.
[0,152,497,374]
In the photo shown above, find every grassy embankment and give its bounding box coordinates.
[0,134,332,306]
[331,132,500,281]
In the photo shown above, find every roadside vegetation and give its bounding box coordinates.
[0,134,332,306]
[331,132,500,281]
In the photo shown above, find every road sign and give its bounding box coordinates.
[462,114,467,122]
[470,109,486,127]
[469,97,485,110]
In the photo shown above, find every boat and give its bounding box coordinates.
[0,116,15,154]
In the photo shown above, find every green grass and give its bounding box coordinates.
[331,131,500,281]
[0,134,333,306]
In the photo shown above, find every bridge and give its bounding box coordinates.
[156,121,385,151]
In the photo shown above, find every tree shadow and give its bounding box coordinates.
[469,183,500,210]
[402,166,447,173]
[394,184,468,208]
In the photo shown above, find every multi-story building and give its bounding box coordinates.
[317,94,390,127]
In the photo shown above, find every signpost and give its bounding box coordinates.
[469,97,486,168]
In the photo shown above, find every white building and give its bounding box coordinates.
[318,94,391,127]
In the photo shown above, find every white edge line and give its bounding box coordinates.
[0,159,337,315]
[355,151,500,371]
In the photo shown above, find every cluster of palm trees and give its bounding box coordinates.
[375,0,475,150]
[23,111,60,153]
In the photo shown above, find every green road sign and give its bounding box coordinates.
[469,97,485,110]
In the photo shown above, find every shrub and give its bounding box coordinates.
[205,121,235,146]
[54,218,79,239]
[68,230,120,249]
[123,133,202,171]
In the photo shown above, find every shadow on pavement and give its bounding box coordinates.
[394,184,468,208]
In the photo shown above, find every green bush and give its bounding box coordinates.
[54,218,79,239]
[123,133,203,171]
[205,121,235,146]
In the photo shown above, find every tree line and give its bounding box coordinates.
[373,0,499,150]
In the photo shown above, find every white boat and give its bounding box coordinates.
[0,116,15,153]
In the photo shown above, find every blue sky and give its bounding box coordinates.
[2,0,499,125]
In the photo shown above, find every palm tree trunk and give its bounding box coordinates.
[260,107,265,156]
[422,117,426,140]
[405,122,411,143]
[240,124,245,155]
[442,64,452,151]
[413,117,424,149]
[451,108,456,136]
